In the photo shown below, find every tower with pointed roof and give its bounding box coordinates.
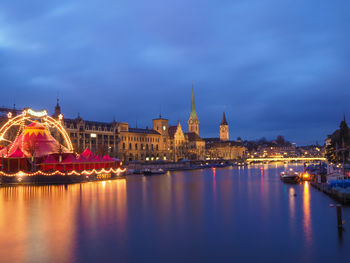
[220,112,229,141]
[188,84,199,135]
[53,98,61,118]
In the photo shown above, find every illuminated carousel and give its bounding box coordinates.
[0,108,125,184]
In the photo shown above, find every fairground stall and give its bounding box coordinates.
[0,108,125,184]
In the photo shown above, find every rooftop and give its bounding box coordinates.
[128,128,160,135]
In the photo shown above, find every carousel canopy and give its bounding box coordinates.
[0,122,70,158]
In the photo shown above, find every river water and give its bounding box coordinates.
[0,164,349,263]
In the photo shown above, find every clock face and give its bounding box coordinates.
[162,125,166,131]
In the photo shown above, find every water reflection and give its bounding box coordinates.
[289,187,296,221]
[212,168,216,204]
[260,166,264,199]
[0,185,77,263]
[303,182,312,245]
[0,166,349,263]
[0,179,128,263]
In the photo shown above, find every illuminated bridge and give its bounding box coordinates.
[246,157,326,164]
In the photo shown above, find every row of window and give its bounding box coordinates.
[124,153,167,161]
[121,136,159,143]
[122,143,159,151]
[66,124,115,132]
[69,132,116,140]
[69,132,163,146]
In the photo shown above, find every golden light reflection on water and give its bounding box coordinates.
[303,182,312,245]
[289,187,295,222]
[213,168,216,204]
[0,179,127,263]
[0,185,77,263]
[260,167,264,199]
[288,187,296,236]
[173,173,185,224]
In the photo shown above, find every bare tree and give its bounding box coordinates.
[55,133,65,162]
[24,140,38,158]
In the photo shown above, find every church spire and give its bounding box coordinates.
[188,82,199,135]
[221,112,228,125]
[220,112,229,141]
[190,82,198,120]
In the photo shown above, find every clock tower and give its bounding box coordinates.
[152,115,169,159]
[220,112,229,141]
[188,85,199,135]
[152,115,169,136]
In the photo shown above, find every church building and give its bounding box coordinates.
[204,112,246,160]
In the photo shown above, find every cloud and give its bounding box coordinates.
[0,0,349,144]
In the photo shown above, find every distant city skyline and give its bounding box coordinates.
[1,95,344,146]
[1,0,349,145]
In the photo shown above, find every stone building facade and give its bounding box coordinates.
[62,116,170,162]
[118,121,168,161]
[56,99,171,161]
[205,139,246,160]
[57,88,244,162]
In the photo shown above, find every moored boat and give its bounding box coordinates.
[280,169,300,184]
[143,168,166,176]
[133,169,143,175]
[214,162,230,168]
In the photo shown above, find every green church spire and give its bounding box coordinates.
[190,83,198,120]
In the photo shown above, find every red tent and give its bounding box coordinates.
[0,122,71,158]
[61,154,78,171]
[76,155,88,170]
[40,155,58,171]
[4,147,29,172]
[8,147,27,158]
[93,155,105,169]
[103,154,113,161]
[103,155,114,168]
[81,148,95,160]
[80,148,95,169]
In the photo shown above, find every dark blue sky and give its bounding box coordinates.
[1,0,350,145]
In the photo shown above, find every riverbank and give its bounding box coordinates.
[125,160,237,174]
[311,181,350,204]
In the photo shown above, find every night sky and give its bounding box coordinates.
[1,0,349,145]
